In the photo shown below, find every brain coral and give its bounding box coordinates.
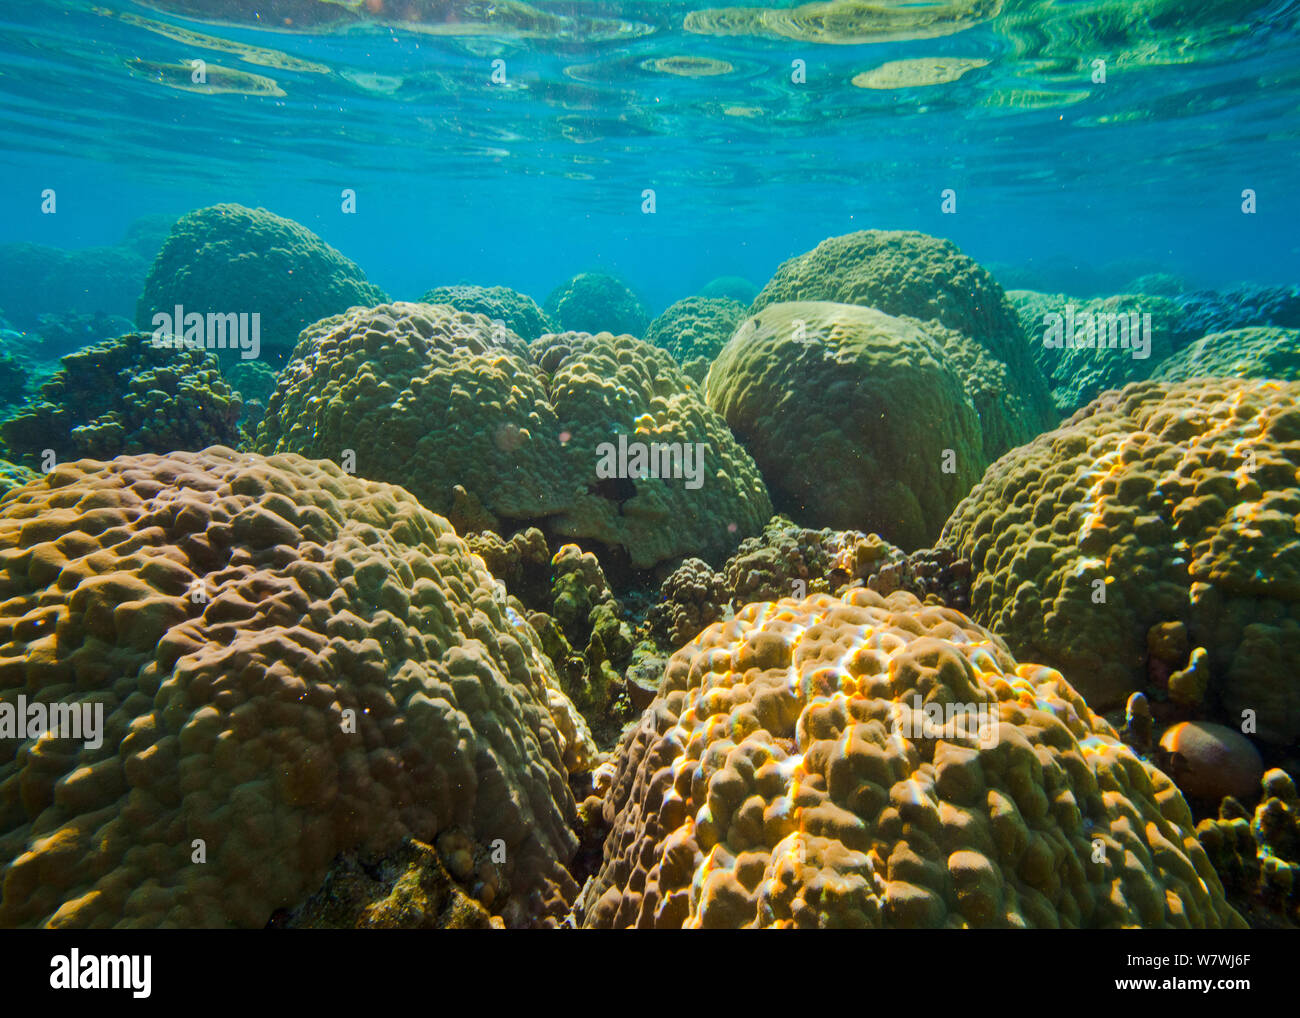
[136,204,387,366]
[1151,327,1300,385]
[581,588,1244,929]
[256,303,771,569]
[940,379,1300,745]
[418,284,554,342]
[0,447,593,928]
[1007,289,1179,414]
[706,301,983,547]
[0,333,243,469]
[645,296,746,364]
[544,272,649,337]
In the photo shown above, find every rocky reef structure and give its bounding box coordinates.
[136,204,387,366]
[0,448,593,927]
[581,588,1244,929]
[418,284,554,342]
[1007,290,1180,414]
[0,333,243,468]
[1150,327,1300,384]
[706,301,987,547]
[645,296,746,364]
[257,303,771,570]
[940,378,1300,748]
[544,272,649,337]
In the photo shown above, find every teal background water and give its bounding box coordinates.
[1,0,1298,310]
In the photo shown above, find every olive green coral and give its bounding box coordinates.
[544,272,649,337]
[1151,327,1300,384]
[705,301,983,547]
[136,204,387,366]
[256,304,771,569]
[1007,289,1180,413]
[941,378,1300,746]
[0,333,243,469]
[419,284,554,342]
[0,447,592,928]
[645,296,746,364]
[581,588,1244,928]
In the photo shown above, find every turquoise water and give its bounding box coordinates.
[2,0,1299,304]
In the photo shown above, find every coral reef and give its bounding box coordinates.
[0,333,243,468]
[645,296,746,364]
[581,588,1244,928]
[941,378,1300,746]
[419,284,554,342]
[257,303,771,569]
[1197,769,1300,927]
[0,459,37,497]
[1151,327,1300,384]
[0,448,592,927]
[699,276,759,303]
[544,272,649,337]
[1007,290,1179,414]
[29,312,136,363]
[706,301,984,546]
[1174,284,1300,344]
[136,204,387,365]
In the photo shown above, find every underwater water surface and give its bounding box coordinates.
[0,0,1297,940]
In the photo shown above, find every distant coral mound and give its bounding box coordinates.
[0,447,590,927]
[544,272,649,337]
[419,283,553,341]
[582,588,1244,929]
[1151,327,1300,384]
[136,204,386,366]
[645,296,746,363]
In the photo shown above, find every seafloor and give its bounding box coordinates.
[0,206,1296,930]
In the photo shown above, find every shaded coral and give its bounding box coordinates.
[136,204,387,365]
[581,588,1244,929]
[0,333,243,468]
[706,301,983,546]
[1197,769,1300,927]
[0,448,592,927]
[257,304,770,569]
[544,272,649,337]
[699,276,759,303]
[1007,289,1180,414]
[0,459,37,497]
[645,296,746,364]
[941,378,1300,745]
[419,284,554,341]
[1151,327,1300,384]
[1174,284,1300,345]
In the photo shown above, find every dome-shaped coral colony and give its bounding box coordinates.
[0,211,1295,929]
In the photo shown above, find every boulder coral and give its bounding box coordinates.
[941,379,1300,746]
[256,303,771,569]
[581,588,1244,928]
[544,272,649,337]
[418,284,554,342]
[645,296,746,364]
[0,333,243,469]
[1007,289,1180,414]
[136,204,387,366]
[706,301,983,547]
[1150,327,1300,385]
[0,448,592,927]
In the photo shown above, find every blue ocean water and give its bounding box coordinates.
[1,0,1298,306]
